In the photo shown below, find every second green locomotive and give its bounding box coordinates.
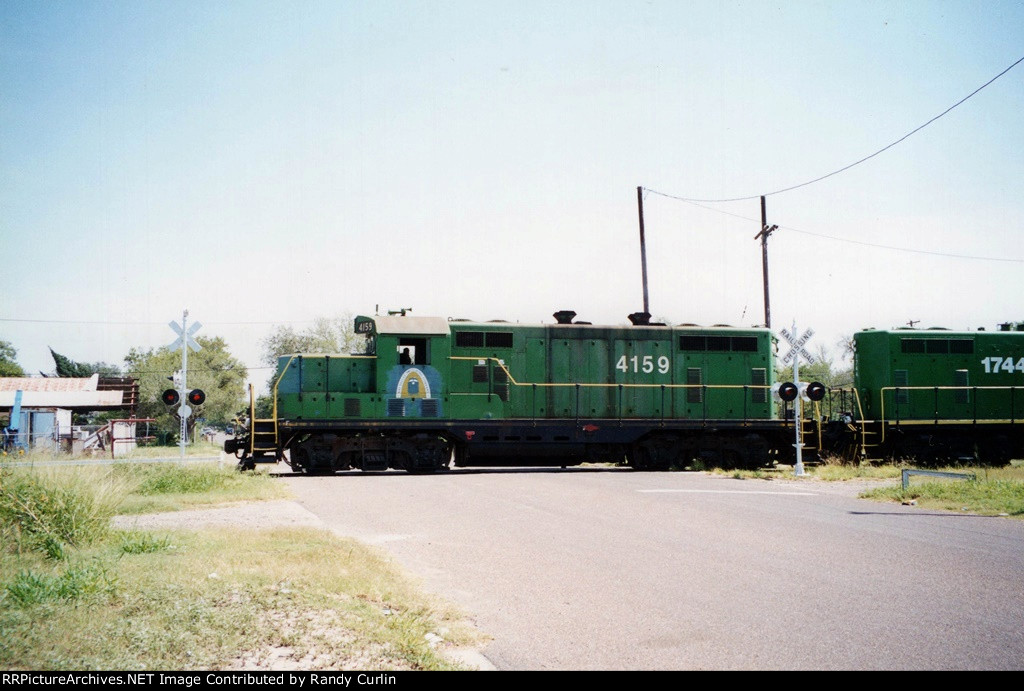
[827,323,1024,464]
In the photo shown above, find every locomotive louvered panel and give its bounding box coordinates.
[894,369,909,405]
[420,399,439,417]
[679,335,705,351]
[687,368,703,404]
[751,368,768,403]
[387,399,405,417]
[486,331,514,348]
[455,331,485,348]
[731,337,758,352]
[344,398,361,416]
[954,369,969,405]
[473,365,489,383]
[493,367,508,383]
[494,384,509,402]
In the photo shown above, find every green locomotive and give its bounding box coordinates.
[231,311,811,472]
[829,323,1024,464]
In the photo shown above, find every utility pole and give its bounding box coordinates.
[637,186,650,316]
[754,195,778,329]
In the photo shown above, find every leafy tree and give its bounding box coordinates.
[123,335,247,437]
[258,315,362,366]
[0,340,24,377]
[254,315,362,419]
[49,348,121,377]
[776,343,852,389]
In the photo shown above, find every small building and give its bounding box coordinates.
[0,375,139,455]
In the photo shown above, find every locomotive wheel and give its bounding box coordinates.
[720,450,742,470]
[629,439,674,471]
[629,444,654,471]
[978,436,1012,467]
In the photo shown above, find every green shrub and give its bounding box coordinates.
[115,464,239,496]
[4,561,118,607]
[118,530,173,555]
[0,468,122,558]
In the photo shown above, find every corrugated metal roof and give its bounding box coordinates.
[0,390,124,408]
[0,374,99,392]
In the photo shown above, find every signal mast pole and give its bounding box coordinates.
[179,310,189,462]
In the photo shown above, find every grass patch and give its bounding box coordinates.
[861,472,1024,517]
[704,461,1024,517]
[117,529,174,555]
[705,464,903,481]
[2,440,226,464]
[1,464,482,670]
[4,559,118,607]
[803,463,903,481]
[0,527,480,670]
[112,463,290,515]
[0,466,127,559]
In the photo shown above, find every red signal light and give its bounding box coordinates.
[777,382,798,402]
[161,389,180,406]
[187,389,206,405]
[804,382,826,402]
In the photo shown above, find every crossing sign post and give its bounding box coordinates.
[168,310,202,462]
[779,322,814,476]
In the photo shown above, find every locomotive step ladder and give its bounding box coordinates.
[250,419,278,456]
[857,421,883,460]
[246,384,279,459]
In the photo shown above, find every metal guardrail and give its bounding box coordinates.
[902,468,975,490]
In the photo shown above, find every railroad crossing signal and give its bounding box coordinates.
[168,311,201,461]
[779,322,816,477]
[780,326,815,366]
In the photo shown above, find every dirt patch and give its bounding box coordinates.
[112,499,323,531]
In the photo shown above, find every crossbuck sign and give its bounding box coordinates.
[780,325,815,366]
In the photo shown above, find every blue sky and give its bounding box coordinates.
[2,0,1022,384]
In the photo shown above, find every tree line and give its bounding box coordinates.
[0,315,359,439]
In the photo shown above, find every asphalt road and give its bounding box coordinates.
[282,466,1024,670]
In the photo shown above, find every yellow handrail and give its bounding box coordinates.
[447,356,772,393]
[878,385,1019,444]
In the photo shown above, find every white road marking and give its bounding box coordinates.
[638,489,818,496]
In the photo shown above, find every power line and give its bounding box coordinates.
[645,53,1024,203]
[666,198,1024,263]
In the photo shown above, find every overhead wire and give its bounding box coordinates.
[644,54,1024,203]
[667,198,1024,263]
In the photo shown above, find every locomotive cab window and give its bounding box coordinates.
[397,337,429,365]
